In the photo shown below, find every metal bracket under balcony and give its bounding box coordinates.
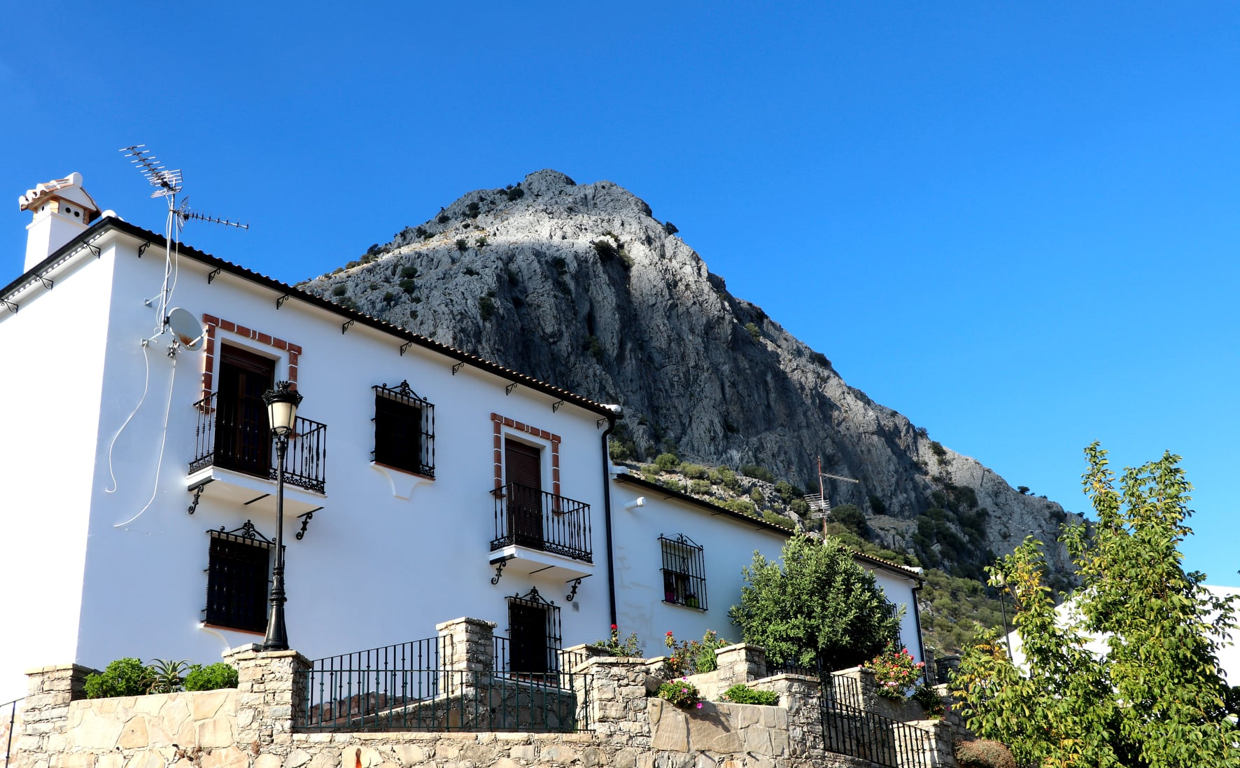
[490,484,593,581]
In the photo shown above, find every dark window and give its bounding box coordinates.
[505,587,562,677]
[372,381,435,477]
[215,345,276,476]
[660,534,707,610]
[204,521,273,633]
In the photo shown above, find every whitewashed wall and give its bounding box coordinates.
[18,226,616,680]
[609,476,924,665]
[0,241,116,702]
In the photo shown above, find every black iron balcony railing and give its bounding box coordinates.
[191,391,328,494]
[491,483,592,563]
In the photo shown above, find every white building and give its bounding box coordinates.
[0,173,924,702]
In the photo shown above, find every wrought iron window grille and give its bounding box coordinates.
[372,380,435,478]
[203,521,275,633]
[502,587,563,678]
[659,533,708,610]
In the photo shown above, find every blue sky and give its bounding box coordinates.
[3,2,1236,584]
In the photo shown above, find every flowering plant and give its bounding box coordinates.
[658,678,703,709]
[663,629,729,676]
[866,643,925,701]
[592,624,644,657]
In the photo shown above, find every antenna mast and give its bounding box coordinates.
[119,145,249,334]
[805,455,861,538]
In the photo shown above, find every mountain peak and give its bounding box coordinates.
[301,172,1080,583]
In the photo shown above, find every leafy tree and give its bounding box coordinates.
[729,534,901,669]
[952,444,1240,767]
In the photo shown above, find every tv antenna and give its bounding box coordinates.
[120,145,248,336]
[804,455,860,537]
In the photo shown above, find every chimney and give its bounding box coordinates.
[18,172,101,272]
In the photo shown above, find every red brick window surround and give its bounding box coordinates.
[200,314,302,401]
[491,413,561,496]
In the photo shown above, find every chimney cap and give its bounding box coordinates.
[19,172,99,214]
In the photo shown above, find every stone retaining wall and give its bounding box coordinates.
[11,619,954,768]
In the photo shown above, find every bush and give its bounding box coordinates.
[455,238,468,252]
[399,279,416,294]
[506,186,525,202]
[744,322,761,341]
[868,494,888,515]
[721,684,779,706]
[740,464,775,483]
[654,453,679,471]
[467,201,481,217]
[658,679,703,709]
[592,624,645,657]
[183,663,238,692]
[586,335,604,362]
[867,643,925,700]
[750,489,764,505]
[382,291,396,303]
[84,658,150,699]
[718,467,740,491]
[592,239,618,262]
[400,266,418,279]
[690,479,712,495]
[790,498,810,515]
[730,535,900,669]
[475,237,488,248]
[479,296,495,321]
[663,221,679,235]
[762,511,794,530]
[954,740,1017,768]
[830,504,868,537]
[664,630,730,676]
[332,285,347,296]
[912,684,944,718]
[680,463,708,479]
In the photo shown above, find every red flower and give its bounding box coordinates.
[667,631,674,636]
[610,624,618,630]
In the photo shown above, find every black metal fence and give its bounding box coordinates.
[296,636,590,733]
[2,698,22,768]
[491,484,592,562]
[191,392,328,493]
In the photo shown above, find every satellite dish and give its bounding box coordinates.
[167,307,205,351]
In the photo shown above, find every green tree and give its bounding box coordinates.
[952,444,1239,767]
[729,534,901,669]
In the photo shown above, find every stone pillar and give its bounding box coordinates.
[749,674,823,760]
[435,617,496,728]
[909,719,957,767]
[13,664,94,768]
[226,645,310,751]
[713,644,767,691]
[579,658,652,749]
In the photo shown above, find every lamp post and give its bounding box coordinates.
[994,572,1014,660]
[261,380,302,652]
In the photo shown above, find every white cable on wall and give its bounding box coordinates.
[103,340,152,494]
[113,352,177,528]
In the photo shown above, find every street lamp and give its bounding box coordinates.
[994,572,1014,660]
[261,380,302,652]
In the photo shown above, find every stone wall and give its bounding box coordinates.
[12,620,953,768]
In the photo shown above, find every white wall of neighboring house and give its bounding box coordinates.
[0,239,116,702]
[1005,585,1240,685]
[609,474,926,666]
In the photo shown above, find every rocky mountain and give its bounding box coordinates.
[300,170,1080,582]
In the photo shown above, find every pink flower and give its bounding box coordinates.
[681,688,688,694]
[696,703,703,709]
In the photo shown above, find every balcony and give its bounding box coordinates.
[490,484,593,580]
[187,391,327,516]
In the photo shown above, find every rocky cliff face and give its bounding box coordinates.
[300,170,1078,578]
